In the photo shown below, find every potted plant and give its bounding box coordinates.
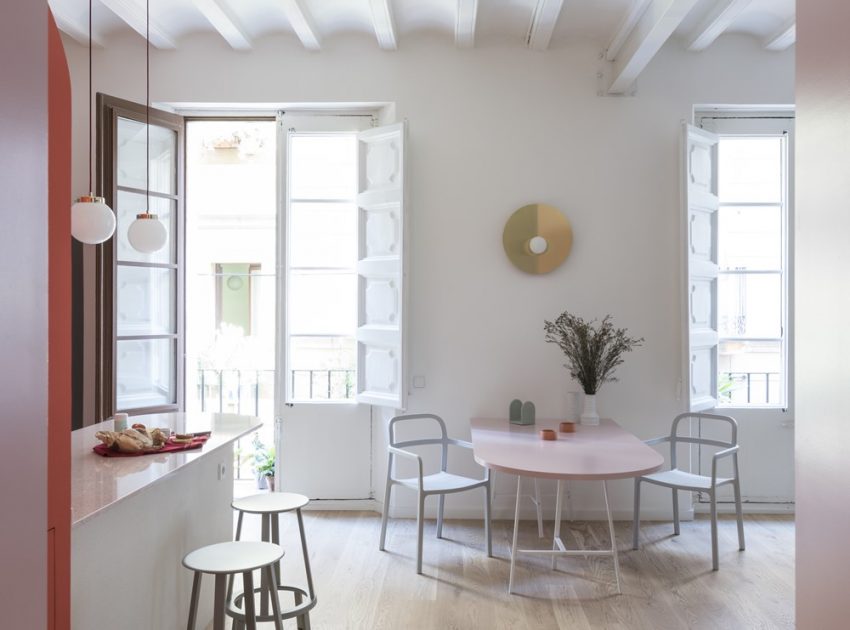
[251,434,276,491]
[543,312,643,424]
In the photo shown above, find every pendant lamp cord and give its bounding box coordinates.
[146,0,150,213]
[88,0,93,193]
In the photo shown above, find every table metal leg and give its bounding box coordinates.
[551,479,563,570]
[602,480,621,594]
[533,478,544,538]
[508,475,522,594]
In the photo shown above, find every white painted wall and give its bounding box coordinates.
[1,3,48,627]
[796,2,850,627]
[63,31,793,520]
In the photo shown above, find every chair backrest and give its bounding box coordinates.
[388,413,450,472]
[669,412,738,469]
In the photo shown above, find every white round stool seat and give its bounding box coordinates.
[232,492,309,515]
[183,541,283,574]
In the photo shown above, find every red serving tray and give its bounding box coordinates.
[92,435,210,457]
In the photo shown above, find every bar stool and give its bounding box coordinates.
[228,493,317,630]
[182,540,284,630]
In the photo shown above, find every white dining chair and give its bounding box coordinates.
[379,413,492,574]
[632,412,745,570]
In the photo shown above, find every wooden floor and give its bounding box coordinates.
[244,511,794,630]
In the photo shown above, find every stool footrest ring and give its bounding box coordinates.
[228,585,317,623]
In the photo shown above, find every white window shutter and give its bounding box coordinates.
[355,122,408,409]
[683,123,720,412]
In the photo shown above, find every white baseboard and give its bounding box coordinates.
[694,502,795,515]
[302,498,380,512]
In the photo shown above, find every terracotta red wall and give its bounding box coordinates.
[48,10,72,630]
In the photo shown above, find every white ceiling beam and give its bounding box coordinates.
[526,0,565,51]
[98,0,176,49]
[763,18,795,51]
[368,0,397,50]
[686,0,751,51]
[280,0,321,51]
[608,0,699,94]
[193,0,251,50]
[606,0,651,61]
[455,0,478,49]
[50,6,105,48]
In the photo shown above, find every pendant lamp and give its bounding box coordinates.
[71,0,116,245]
[128,0,167,254]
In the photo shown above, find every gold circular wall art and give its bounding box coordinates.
[502,203,573,274]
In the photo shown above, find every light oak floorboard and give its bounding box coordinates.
[233,511,794,630]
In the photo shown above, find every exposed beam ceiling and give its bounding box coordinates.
[193,0,251,50]
[455,0,478,49]
[763,18,795,51]
[526,0,565,51]
[280,0,322,51]
[98,0,176,49]
[606,0,651,62]
[51,7,105,48]
[608,0,699,94]
[686,0,751,51]
[368,0,397,51]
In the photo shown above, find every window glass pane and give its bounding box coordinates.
[718,340,782,405]
[718,205,781,270]
[117,266,175,335]
[117,117,176,195]
[288,271,356,335]
[116,191,175,264]
[290,202,357,268]
[289,135,357,200]
[718,273,782,338]
[718,136,782,203]
[289,336,355,400]
[116,338,175,410]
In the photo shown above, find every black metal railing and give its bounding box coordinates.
[720,371,781,405]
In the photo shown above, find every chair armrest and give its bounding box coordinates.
[388,446,424,487]
[447,438,473,449]
[710,445,740,484]
[644,436,670,446]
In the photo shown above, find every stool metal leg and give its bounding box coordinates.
[264,565,284,630]
[213,574,227,630]
[242,570,257,630]
[186,571,202,630]
[296,508,316,601]
[271,512,281,586]
[260,514,270,617]
[227,510,245,605]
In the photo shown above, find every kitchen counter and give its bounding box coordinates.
[71,411,262,630]
[72,411,262,526]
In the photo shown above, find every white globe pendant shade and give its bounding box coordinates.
[127,213,167,253]
[71,194,116,244]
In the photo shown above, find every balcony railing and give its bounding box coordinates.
[720,371,781,405]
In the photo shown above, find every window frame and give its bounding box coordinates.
[280,115,373,405]
[97,94,186,419]
[697,112,794,410]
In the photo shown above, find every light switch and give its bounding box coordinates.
[413,375,426,388]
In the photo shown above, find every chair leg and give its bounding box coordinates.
[710,489,719,571]
[484,482,493,557]
[437,494,445,539]
[379,479,393,551]
[416,491,425,574]
[672,488,681,536]
[734,478,746,551]
[632,478,641,550]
